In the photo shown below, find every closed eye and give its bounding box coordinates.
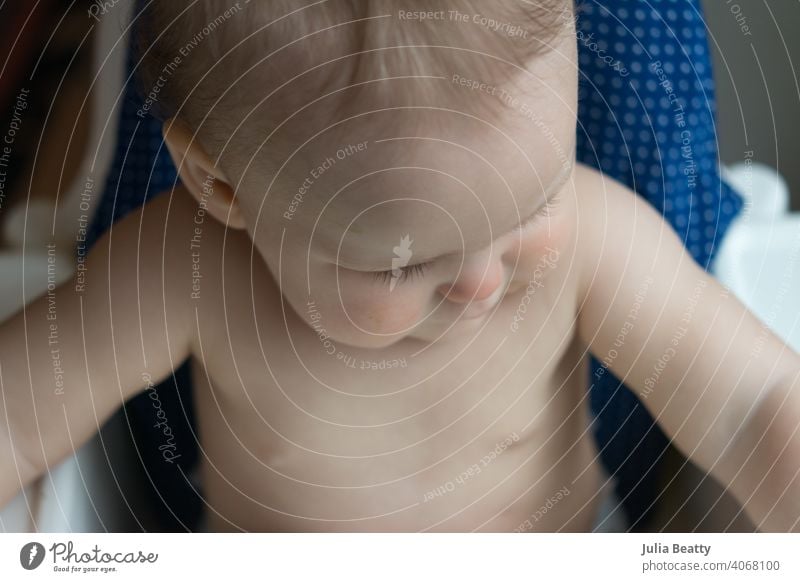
[513,191,561,232]
[369,191,561,288]
[372,261,431,286]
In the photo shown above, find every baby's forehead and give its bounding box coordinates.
[250,84,575,243]
[280,124,534,208]
[235,37,578,260]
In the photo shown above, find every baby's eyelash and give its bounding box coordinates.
[513,193,561,232]
[373,262,430,286]
[369,193,561,287]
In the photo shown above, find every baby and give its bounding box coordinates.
[1,0,799,532]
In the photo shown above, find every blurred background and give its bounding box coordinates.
[703,0,800,210]
[0,0,93,241]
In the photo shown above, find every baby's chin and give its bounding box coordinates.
[406,318,485,345]
[312,324,414,351]
[308,313,462,350]
[311,306,499,350]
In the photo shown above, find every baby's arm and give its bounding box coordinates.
[0,189,196,508]
[574,163,800,531]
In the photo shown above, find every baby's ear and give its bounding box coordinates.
[162,118,245,229]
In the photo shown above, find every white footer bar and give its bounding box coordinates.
[1,533,797,581]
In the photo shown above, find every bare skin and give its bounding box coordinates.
[2,19,799,531]
[2,161,799,532]
[189,177,601,532]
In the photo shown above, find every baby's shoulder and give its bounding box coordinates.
[570,162,652,248]
[570,162,640,217]
[95,184,232,322]
[571,162,613,207]
[132,185,227,287]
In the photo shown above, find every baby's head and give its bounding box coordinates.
[138,0,578,348]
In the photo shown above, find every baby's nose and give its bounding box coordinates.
[437,255,504,304]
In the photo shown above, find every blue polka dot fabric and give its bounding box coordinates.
[575,0,743,527]
[87,0,742,529]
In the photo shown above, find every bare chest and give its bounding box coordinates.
[191,279,602,531]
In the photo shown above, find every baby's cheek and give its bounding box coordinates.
[341,291,424,336]
[507,214,573,290]
[512,209,574,271]
[530,211,573,252]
